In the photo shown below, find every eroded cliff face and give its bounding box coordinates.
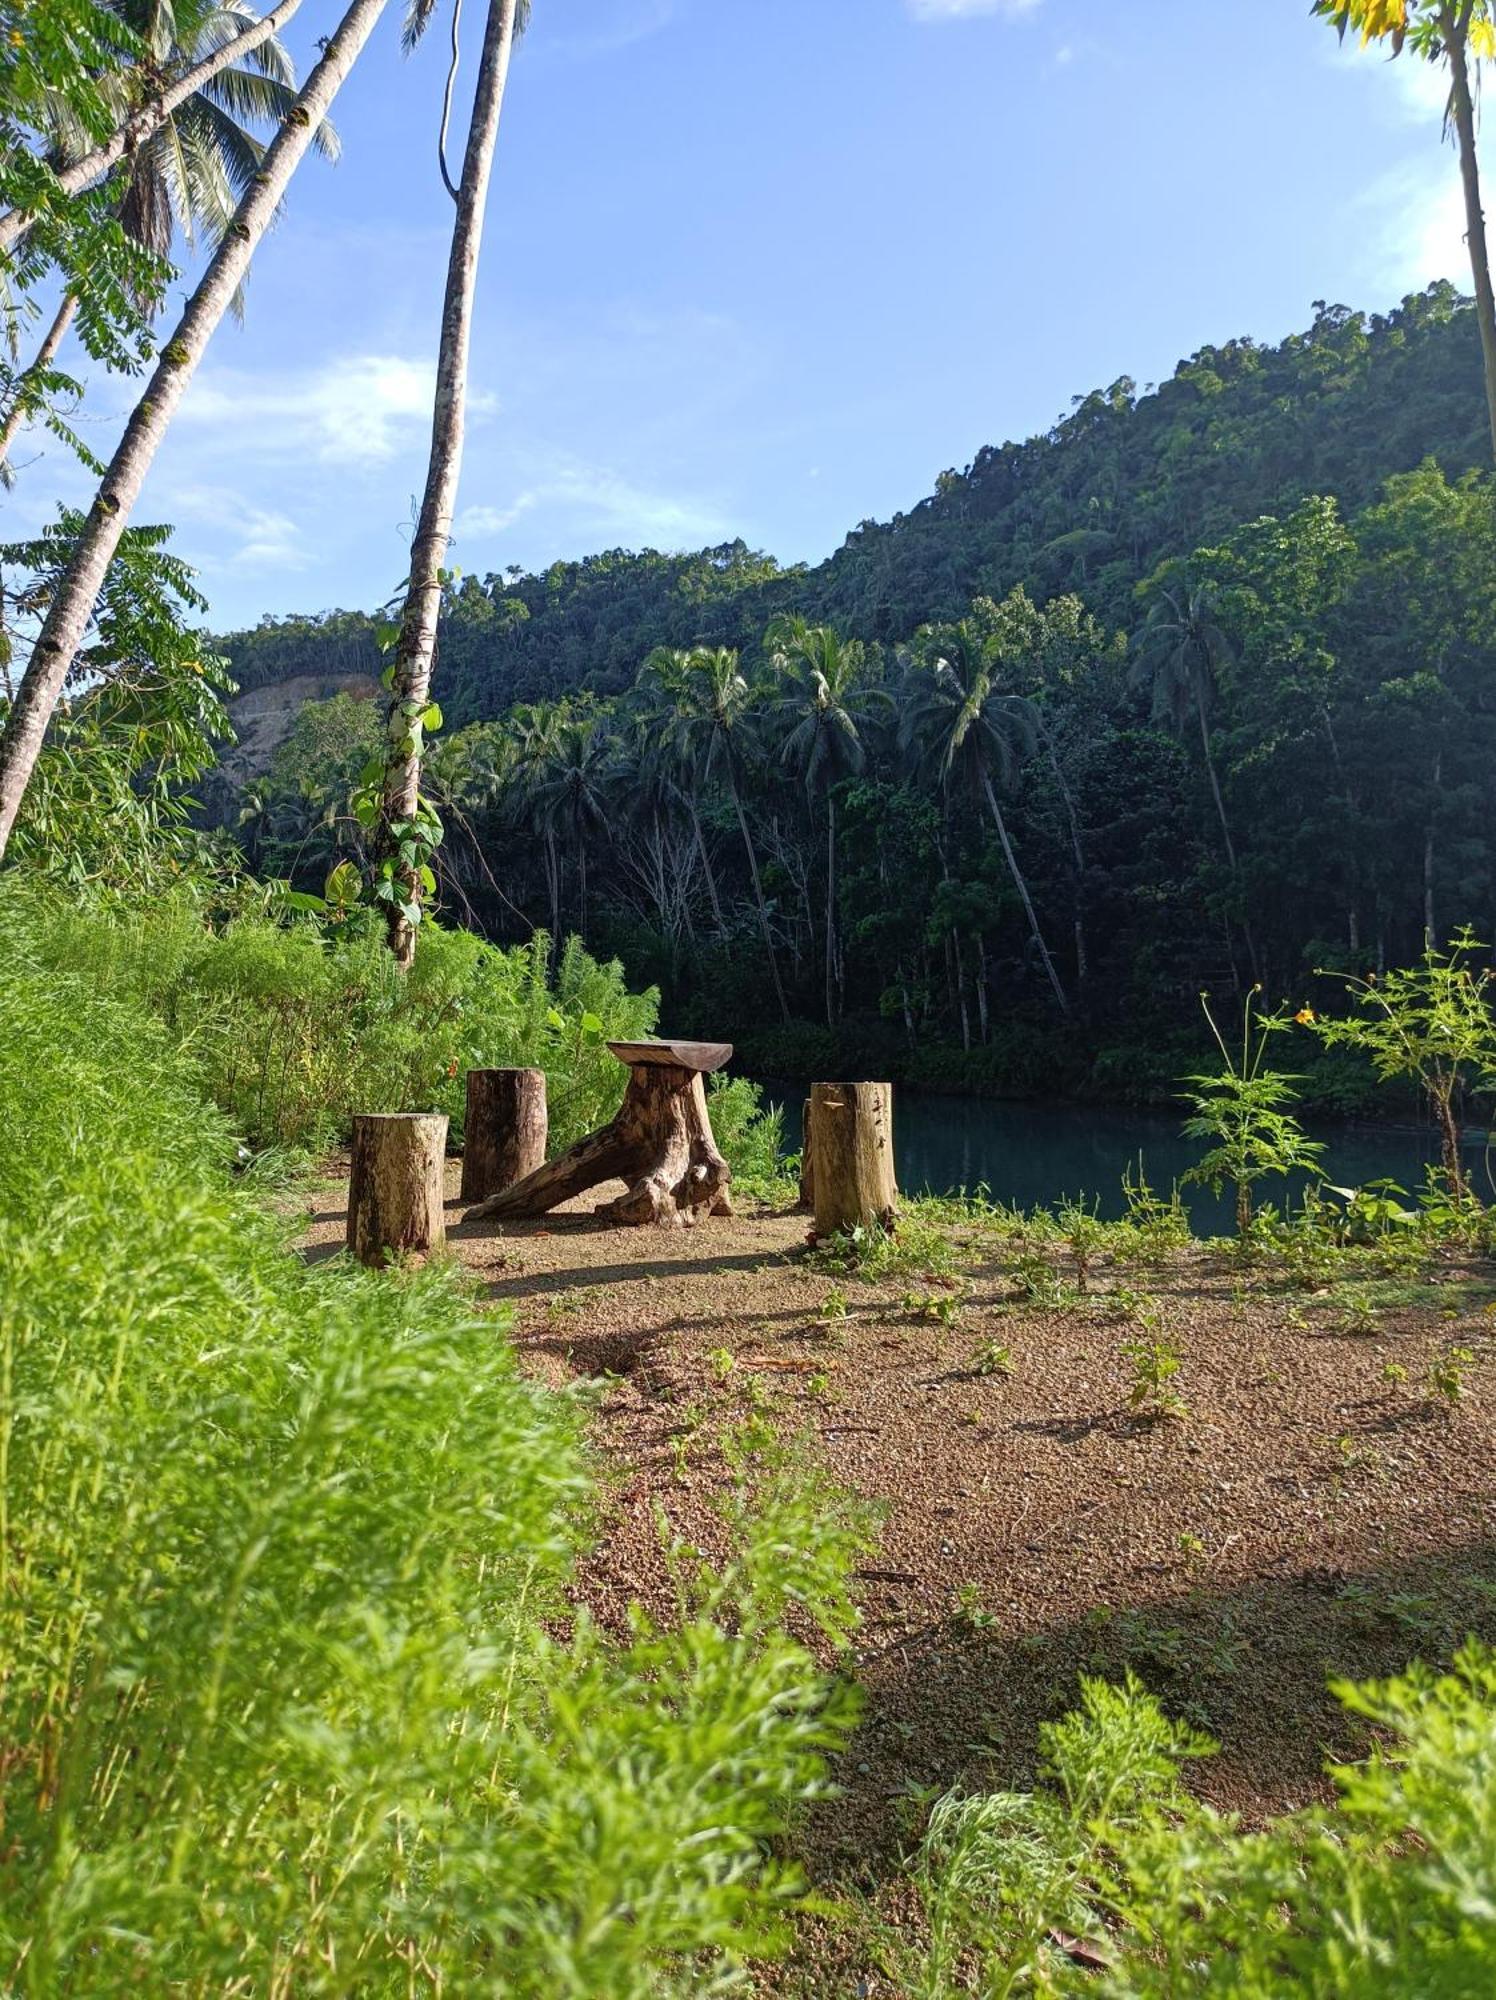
[221,671,380,785]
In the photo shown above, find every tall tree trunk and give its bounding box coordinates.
[949,929,971,1050]
[1424,753,1441,950]
[1035,713,1088,985]
[578,830,588,941]
[544,826,559,943]
[0,292,77,471]
[1197,689,1238,873]
[1196,687,1260,982]
[824,791,837,1026]
[1443,1,1496,460]
[685,792,724,931]
[0,0,306,254]
[979,770,1070,1016]
[381,0,519,966]
[0,0,384,862]
[729,769,790,1022]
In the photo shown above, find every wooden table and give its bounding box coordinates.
[466,1039,734,1228]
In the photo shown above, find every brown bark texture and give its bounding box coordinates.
[347,1112,449,1267]
[459,1066,547,1202]
[809,1081,897,1238]
[467,1040,733,1228]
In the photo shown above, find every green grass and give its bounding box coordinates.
[0,888,867,1994]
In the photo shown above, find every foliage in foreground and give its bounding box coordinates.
[0,892,866,1994]
[910,1646,1496,1997]
[20,884,662,1155]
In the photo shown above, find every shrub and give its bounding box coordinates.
[0,892,864,1993]
[707,1072,791,1193]
[908,1646,1496,1996]
[22,888,659,1152]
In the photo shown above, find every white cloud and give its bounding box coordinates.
[536,0,676,61]
[905,0,1041,20]
[453,456,728,554]
[159,483,312,571]
[1375,165,1468,289]
[176,354,493,466]
[1326,37,1472,295]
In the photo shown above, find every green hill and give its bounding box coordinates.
[219,285,1485,718]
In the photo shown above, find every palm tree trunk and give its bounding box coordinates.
[545,827,559,943]
[0,292,77,470]
[1424,753,1441,950]
[0,0,387,863]
[729,770,790,1022]
[1196,686,1259,984]
[979,770,1070,1017]
[1035,712,1088,984]
[1196,690,1238,873]
[382,0,519,966]
[824,792,837,1026]
[578,830,588,940]
[0,0,308,254]
[1443,1,1496,460]
[685,794,724,931]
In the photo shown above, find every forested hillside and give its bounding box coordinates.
[221,286,1486,716]
[226,285,1496,1093]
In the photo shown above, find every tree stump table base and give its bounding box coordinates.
[466,1040,734,1229]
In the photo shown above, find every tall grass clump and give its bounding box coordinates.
[0,890,864,1993]
[21,886,661,1152]
[907,1649,1496,1996]
[20,887,784,1179]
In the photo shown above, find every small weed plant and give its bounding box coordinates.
[1181,992,1324,1240]
[1121,1332,1189,1422]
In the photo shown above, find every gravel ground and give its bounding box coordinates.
[303,1161,1496,1990]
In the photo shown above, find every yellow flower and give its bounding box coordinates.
[1294,1007,1316,1026]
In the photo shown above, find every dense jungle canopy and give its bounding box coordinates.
[219,286,1496,1095]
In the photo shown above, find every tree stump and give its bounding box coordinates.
[797,1095,814,1210]
[809,1081,897,1238]
[459,1067,547,1203]
[347,1112,449,1267]
[467,1040,734,1228]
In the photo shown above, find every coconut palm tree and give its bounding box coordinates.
[899,619,1070,1017]
[1131,573,1240,870]
[1,0,327,478]
[632,647,725,933]
[0,0,393,862]
[647,643,789,1023]
[768,616,883,1024]
[378,0,528,966]
[1131,570,1258,986]
[0,0,306,256]
[523,713,611,941]
[508,700,568,943]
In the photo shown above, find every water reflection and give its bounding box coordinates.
[756,1082,1492,1237]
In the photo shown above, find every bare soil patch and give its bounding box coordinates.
[303,1164,1496,1985]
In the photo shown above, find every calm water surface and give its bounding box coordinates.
[755,1082,1493,1237]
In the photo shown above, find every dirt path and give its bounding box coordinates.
[304,1164,1496,1909]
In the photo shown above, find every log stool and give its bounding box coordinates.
[347,1112,449,1267]
[807,1081,897,1237]
[466,1040,735,1229]
[459,1066,547,1203]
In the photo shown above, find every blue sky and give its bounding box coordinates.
[7,0,1479,630]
